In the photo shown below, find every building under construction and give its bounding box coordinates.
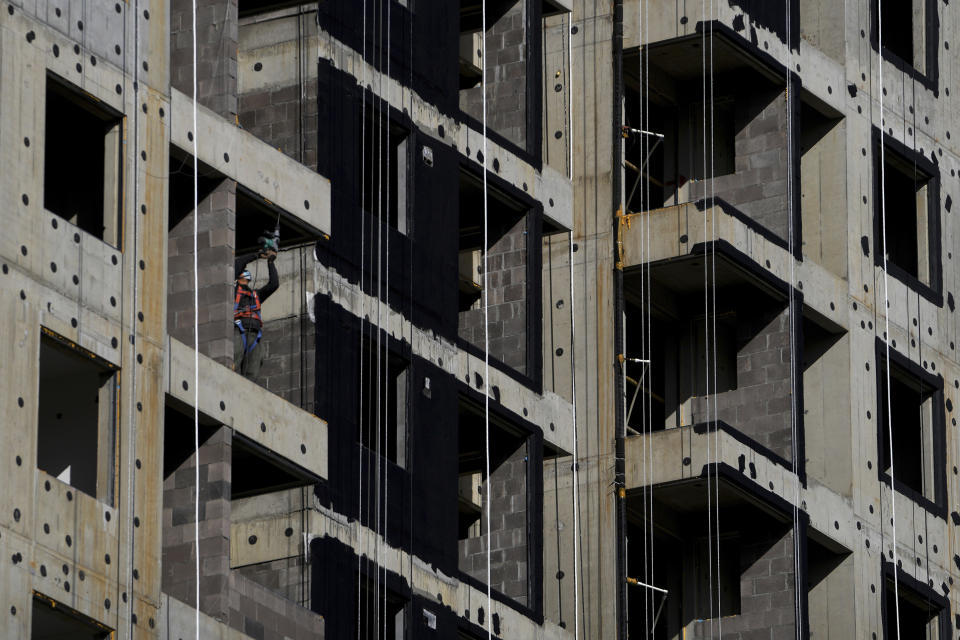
[1,0,959,638]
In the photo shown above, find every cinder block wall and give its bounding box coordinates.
[458,443,529,605]
[168,0,240,365]
[254,315,316,413]
[460,0,527,150]
[458,216,528,375]
[233,557,309,606]
[167,181,237,366]
[690,88,790,240]
[690,526,797,639]
[237,10,319,171]
[691,304,794,461]
[162,426,233,620]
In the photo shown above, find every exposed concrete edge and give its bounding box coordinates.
[169,88,331,236]
[307,505,572,639]
[159,593,255,640]
[314,261,575,455]
[620,202,849,331]
[166,336,329,480]
[315,29,574,232]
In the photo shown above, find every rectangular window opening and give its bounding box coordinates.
[457,399,530,606]
[878,145,933,285]
[44,74,123,247]
[32,593,113,639]
[457,170,531,376]
[359,342,408,467]
[361,113,409,234]
[37,329,118,505]
[878,354,940,503]
[879,0,916,66]
[884,573,944,640]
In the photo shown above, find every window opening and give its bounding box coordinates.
[37,329,118,504]
[44,74,123,247]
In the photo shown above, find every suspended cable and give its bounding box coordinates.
[190,0,201,633]
[356,0,369,635]
[481,0,493,636]
[877,1,902,636]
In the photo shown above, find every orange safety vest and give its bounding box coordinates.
[234,284,262,324]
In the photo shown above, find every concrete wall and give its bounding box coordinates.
[459,443,529,605]
[233,557,308,606]
[458,215,529,375]
[170,0,238,118]
[238,9,319,171]
[460,0,528,150]
[167,181,237,366]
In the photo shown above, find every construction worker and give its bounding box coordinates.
[234,248,279,379]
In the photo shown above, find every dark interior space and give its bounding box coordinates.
[164,399,315,497]
[162,399,221,480]
[359,341,409,466]
[32,594,112,639]
[37,331,117,501]
[359,577,406,640]
[360,111,408,232]
[878,358,937,498]
[628,479,794,638]
[45,74,122,246]
[878,0,914,65]
[625,252,789,444]
[238,0,300,17]
[878,149,928,280]
[456,400,527,539]
[235,185,318,255]
[167,149,224,230]
[884,574,941,640]
[457,170,527,311]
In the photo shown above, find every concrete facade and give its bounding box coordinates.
[5,0,960,639]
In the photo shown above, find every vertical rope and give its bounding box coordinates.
[784,3,804,638]
[481,0,493,636]
[357,0,369,635]
[877,1,902,635]
[190,0,200,634]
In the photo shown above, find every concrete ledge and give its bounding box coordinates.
[169,88,331,237]
[159,593,256,640]
[620,202,849,332]
[314,29,573,232]
[166,337,328,480]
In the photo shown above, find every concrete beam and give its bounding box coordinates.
[169,88,331,237]
[313,28,574,232]
[165,336,328,480]
[315,262,575,456]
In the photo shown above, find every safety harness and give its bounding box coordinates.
[234,284,263,355]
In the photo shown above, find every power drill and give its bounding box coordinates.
[257,224,280,256]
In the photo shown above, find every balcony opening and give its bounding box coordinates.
[44,73,123,247]
[458,398,531,606]
[37,329,118,504]
[625,247,794,462]
[458,170,532,377]
[877,349,944,506]
[875,137,937,289]
[360,112,410,233]
[359,340,409,467]
[459,0,530,150]
[31,593,112,639]
[624,33,791,241]
[627,478,796,638]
